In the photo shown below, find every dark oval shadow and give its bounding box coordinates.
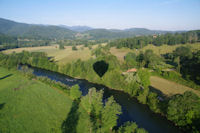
[93,60,109,78]
[0,103,5,110]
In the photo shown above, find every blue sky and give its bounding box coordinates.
[0,0,200,30]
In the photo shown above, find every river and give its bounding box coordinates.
[30,67,182,133]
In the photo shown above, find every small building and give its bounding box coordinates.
[126,68,137,73]
[153,34,157,38]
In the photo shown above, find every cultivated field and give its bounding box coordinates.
[0,67,90,133]
[150,76,200,97]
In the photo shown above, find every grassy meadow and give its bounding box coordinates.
[150,76,200,97]
[0,67,90,133]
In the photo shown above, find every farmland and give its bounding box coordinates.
[110,43,200,61]
[150,76,200,97]
[3,45,94,65]
[3,43,200,64]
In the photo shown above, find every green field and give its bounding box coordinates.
[0,67,90,133]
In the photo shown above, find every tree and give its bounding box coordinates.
[173,56,180,73]
[174,46,192,59]
[124,52,138,68]
[118,122,138,133]
[118,122,148,133]
[72,45,78,50]
[101,96,122,132]
[81,88,122,132]
[59,44,65,49]
[137,69,150,87]
[136,52,145,67]
[167,91,200,131]
[81,88,103,115]
[147,92,160,112]
[136,128,148,133]
[70,84,82,100]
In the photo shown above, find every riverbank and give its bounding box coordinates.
[27,65,183,133]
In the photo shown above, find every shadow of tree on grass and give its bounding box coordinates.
[61,100,80,133]
[0,103,5,110]
[0,74,13,80]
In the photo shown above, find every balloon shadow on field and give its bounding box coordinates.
[93,60,109,78]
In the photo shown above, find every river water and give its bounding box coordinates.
[30,67,182,133]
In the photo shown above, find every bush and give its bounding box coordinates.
[70,84,82,100]
[72,46,77,50]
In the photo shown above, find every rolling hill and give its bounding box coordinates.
[0,18,76,39]
[0,18,183,40]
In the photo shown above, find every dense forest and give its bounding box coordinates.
[0,49,200,132]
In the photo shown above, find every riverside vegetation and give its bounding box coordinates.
[0,30,200,132]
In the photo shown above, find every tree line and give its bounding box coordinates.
[0,34,51,51]
[109,30,200,49]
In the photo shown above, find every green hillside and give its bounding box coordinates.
[0,18,76,39]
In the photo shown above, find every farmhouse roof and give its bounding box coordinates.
[126,68,137,73]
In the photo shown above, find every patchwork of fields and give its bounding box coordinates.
[0,67,90,133]
[110,43,200,61]
[3,43,200,64]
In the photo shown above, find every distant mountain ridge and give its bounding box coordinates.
[0,18,186,40]
[59,25,93,32]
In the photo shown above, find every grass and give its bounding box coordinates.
[150,76,200,97]
[110,47,132,62]
[0,67,90,133]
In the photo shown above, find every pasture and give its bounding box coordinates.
[3,45,96,65]
[0,67,90,133]
[110,43,200,61]
[150,76,200,97]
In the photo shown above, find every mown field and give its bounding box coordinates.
[0,67,90,133]
[110,43,200,61]
[150,76,200,97]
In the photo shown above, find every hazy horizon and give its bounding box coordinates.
[0,0,200,31]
